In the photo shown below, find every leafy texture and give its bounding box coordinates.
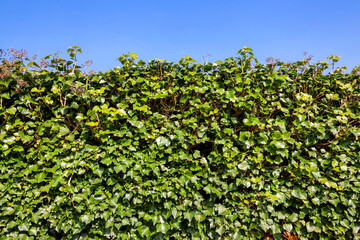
[0,46,359,239]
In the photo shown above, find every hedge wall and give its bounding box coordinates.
[0,47,360,239]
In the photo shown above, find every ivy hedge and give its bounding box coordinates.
[0,46,360,239]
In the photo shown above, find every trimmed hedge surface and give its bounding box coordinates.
[1,47,360,239]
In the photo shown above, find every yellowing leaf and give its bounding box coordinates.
[87,122,99,127]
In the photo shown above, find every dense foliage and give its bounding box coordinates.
[0,46,359,239]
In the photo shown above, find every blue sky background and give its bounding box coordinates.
[1,0,359,72]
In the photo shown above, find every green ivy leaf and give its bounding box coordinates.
[156,223,170,234]
[3,207,15,215]
[217,205,227,215]
[272,131,282,140]
[156,136,171,147]
[352,223,360,235]
[291,188,307,200]
[340,219,350,228]
[270,223,282,234]
[193,150,201,159]
[273,140,286,149]
[6,107,17,115]
[18,223,30,232]
[58,126,70,137]
[138,226,151,237]
[238,161,250,171]
[183,211,194,221]
[80,214,93,225]
[29,227,38,236]
[283,224,293,232]
[288,213,298,223]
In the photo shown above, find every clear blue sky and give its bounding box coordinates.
[1,0,359,72]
